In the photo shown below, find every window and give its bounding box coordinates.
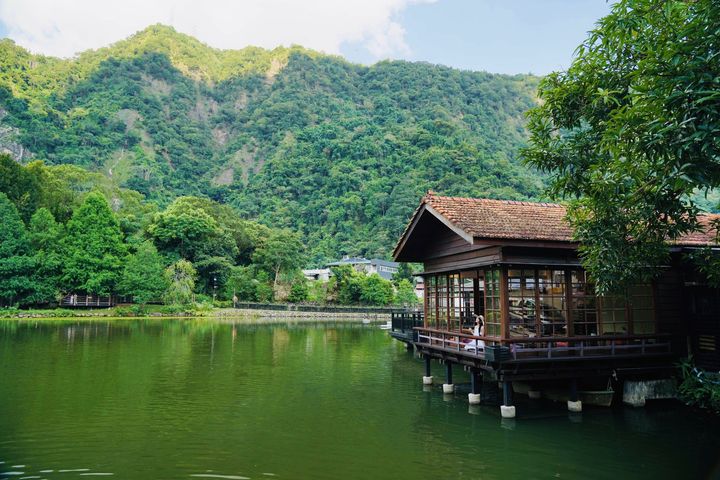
[629,285,655,334]
[425,276,436,327]
[571,270,597,336]
[484,268,501,337]
[437,276,448,330]
[458,271,476,330]
[599,295,628,335]
[508,269,538,337]
[538,269,567,337]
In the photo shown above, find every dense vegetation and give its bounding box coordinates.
[0,25,545,264]
[524,0,720,293]
[0,153,418,308]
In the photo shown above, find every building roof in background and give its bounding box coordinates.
[326,257,399,268]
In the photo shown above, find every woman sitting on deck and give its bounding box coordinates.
[464,315,485,352]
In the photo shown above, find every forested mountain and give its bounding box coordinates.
[0,24,545,263]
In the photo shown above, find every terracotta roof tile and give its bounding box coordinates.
[404,191,720,247]
[423,192,575,242]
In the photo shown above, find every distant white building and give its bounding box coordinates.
[302,268,332,282]
[325,256,400,281]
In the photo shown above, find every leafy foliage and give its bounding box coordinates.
[677,357,720,414]
[523,0,720,293]
[0,26,545,261]
[0,193,36,306]
[360,274,395,306]
[395,279,419,306]
[27,208,64,304]
[61,192,128,295]
[117,241,168,303]
[163,259,197,305]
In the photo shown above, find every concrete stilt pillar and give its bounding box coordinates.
[568,379,582,412]
[500,405,516,418]
[443,361,454,393]
[468,369,481,404]
[422,355,433,385]
[501,380,516,418]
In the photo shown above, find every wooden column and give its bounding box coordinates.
[565,268,574,337]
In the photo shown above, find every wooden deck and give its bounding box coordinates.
[413,327,674,381]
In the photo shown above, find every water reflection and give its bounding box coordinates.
[0,318,718,480]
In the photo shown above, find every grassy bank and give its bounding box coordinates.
[0,304,206,318]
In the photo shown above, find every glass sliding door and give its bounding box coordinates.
[538,269,568,337]
[508,269,538,338]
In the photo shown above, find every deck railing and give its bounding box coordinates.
[414,327,672,362]
[391,310,424,332]
[59,295,132,307]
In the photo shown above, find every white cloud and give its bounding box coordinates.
[0,0,436,60]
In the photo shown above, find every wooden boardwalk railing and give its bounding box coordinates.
[414,327,672,363]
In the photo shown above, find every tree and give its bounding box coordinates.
[287,279,309,303]
[360,273,395,306]
[146,197,223,261]
[0,153,41,222]
[523,0,720,294]
[330,264,364,304]
[0,193,36,306]
[252,229,306,290]
[225,265,257,301]
[395,279,418,306]
[27,207,64,304]
[193,255,233,297]
[117,241,168,304]
[392,262,415,287]
[163,259,196,305]
[61,192,127,295]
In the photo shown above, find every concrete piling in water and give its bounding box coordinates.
[568,379,582,412]
[422,355,433,385]
[443,361,454,393]
[500,381,516,418]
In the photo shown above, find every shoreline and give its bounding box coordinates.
[0,307,392,322]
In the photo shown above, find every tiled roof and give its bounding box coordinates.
[410,191,720,246]
[423,191,575,242]
[676,214,720,246]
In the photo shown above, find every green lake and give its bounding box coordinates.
[1,318,719,479]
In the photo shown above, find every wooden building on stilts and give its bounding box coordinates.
[391,191,720,418]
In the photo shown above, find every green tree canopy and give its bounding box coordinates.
[395,279,419,306]
[360,274,395,306]
[252,229,306,289]
[117,241,168,304]
[27,207,64,304]
[523,0,720,294]
[61,191,127,295]
[146,197,224,261]
[225,265,257,302]
[163,259,196,305]
[0,193,36,306]
[0,153,41,222]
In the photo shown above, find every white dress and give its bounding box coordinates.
[465,325,485,351]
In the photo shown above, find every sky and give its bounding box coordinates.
[0,0,613,75]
